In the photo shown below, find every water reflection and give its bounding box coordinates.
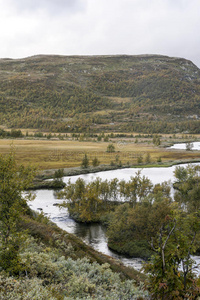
[29,162,200,271]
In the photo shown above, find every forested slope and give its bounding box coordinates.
[1,54,200,133]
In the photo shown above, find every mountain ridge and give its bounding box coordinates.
[1,54,200,133]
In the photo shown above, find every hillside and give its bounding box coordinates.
[1,54,200,133]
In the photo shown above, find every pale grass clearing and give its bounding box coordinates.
[0,138,200,170]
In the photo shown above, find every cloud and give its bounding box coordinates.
[6,0,85,15]
[0,0,200,67]
[85,0,200,66]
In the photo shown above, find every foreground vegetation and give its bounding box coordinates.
[0,152,148,299]
[0,223,148,299]
[59,165,200,299]
[2,144,200,298]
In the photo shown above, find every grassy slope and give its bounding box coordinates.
[0,211,147,299]
[1,54,200,133]
[21,214,146,284]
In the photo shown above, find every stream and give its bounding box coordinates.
[29,161,200,272]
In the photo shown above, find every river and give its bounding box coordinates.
[29,162,200,272]
[169,141,200,150]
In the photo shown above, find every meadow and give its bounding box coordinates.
[1,135,200,171]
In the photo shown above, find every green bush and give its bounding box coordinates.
[5,237,149,299]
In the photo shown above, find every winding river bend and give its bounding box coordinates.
[29,161,200,271]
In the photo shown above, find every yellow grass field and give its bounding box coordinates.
[1,138,200,170]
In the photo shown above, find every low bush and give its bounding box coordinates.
[0,236,149,299]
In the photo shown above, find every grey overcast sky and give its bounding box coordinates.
[0,0,200,67]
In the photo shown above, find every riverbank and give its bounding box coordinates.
[30,162,200,282]
[37,158,200,181]
[22,213,146,284]
[29,157,200,190]
[28,179,66,190]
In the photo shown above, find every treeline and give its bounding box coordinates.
[0,128,23,138]
[4,116,200,134]
[121,119,200,134]
[58,177,123,222]
[0,128,55,139]
[58,172,170,226]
